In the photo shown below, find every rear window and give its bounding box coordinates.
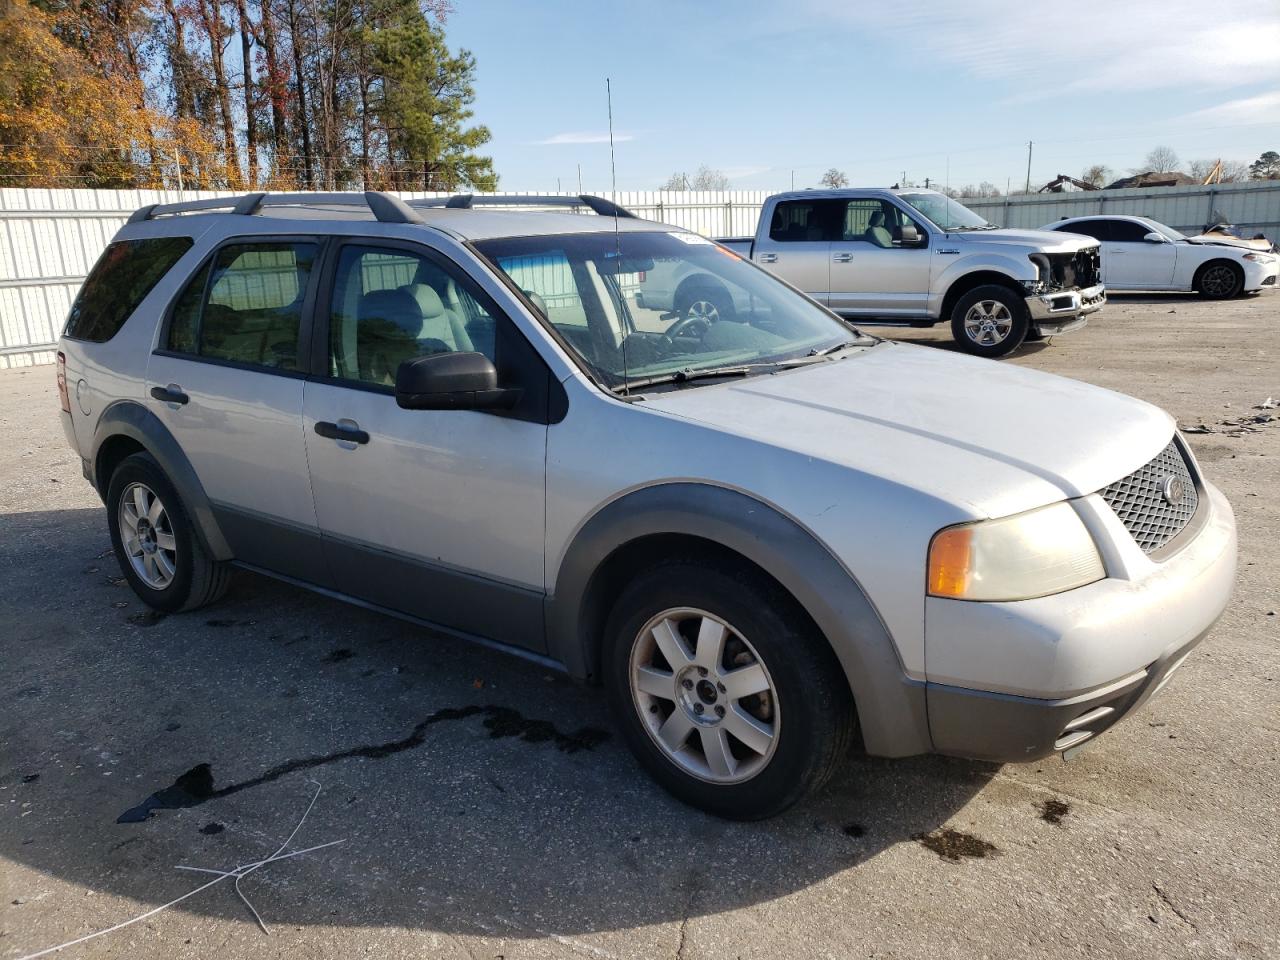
[63,237,193,342]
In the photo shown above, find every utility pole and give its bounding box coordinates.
[790,170,794,190]
[924,177,931,189]
[577,163,583,192]
[1024,141,1033,195]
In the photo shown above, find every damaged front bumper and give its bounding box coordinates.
[1024,283,1105,335]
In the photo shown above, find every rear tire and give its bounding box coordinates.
[950,284,1029,358]
[603,557,854,820]
[106,452,231,613]
[1196,260,1244,300]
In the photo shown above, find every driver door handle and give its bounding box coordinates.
[314,420,370,445]
[832,253,853,263]
[758,253,777,263]
[150,384,189,405]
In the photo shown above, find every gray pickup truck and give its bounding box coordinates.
[639,188,1105,358]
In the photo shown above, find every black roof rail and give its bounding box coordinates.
[124,191,425,225]
[415,194,637,218]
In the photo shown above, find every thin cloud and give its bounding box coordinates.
[533,132,636,145]
[1177,89,1280,126]
[801,0,1280,99]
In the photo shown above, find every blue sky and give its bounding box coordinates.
[447,0,1280,192]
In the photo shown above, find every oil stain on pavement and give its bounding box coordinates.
[116,704,610,823]
[915,828,997,861]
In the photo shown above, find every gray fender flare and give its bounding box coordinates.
[91,400,233,561]
[545,483,931,757]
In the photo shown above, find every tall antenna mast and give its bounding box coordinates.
[606,77,629,395]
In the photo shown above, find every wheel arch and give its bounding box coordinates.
[545,482,931,757]
[1192,257,1244,292]
[91,400,233,561]
[940,270,1026,321]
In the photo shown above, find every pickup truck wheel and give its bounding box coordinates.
[106,452,231,613]
[950,285,1029,359]
[1195,261,1243,299]
[603,559,853,820]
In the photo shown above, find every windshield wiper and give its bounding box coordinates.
[813,336,872,356]
[611,355,832,394]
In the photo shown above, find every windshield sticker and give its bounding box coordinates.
[669,232,713,245]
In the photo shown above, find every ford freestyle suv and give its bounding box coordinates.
[56,192,1237,819]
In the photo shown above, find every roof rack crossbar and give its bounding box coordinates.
[412,194,637,218]
[126,191,426,225]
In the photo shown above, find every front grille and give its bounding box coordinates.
[1100,440,1199,555]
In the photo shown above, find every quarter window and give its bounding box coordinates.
[166,241,316,370]
[64,237,193,342]
[326,245,497,386]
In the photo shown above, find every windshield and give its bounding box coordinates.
[474,231,859,390]
[898,192,992,231]
[1148,219,1188,241]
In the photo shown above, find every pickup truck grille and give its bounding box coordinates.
[1099,439,1199,555]
[1046,247,1100,290]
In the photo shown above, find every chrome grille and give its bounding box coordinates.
[1100,440,1199,555]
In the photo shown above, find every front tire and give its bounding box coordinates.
[950,284,1029,358]
[106,452,231,613]
[1196,260,1244,300]
[603,558,854,820]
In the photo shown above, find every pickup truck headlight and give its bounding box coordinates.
[927,501,1105,601]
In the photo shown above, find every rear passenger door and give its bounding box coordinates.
[301,240,550,652]
[751,200,840,303]
[148,237,328,584]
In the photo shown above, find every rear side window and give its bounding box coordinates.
[768,201,843,242]
[166,241,317,371]
[64,237,193,342]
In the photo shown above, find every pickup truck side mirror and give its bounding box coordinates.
[395,352,521,411]
[897,224,924,246]
[1142,231,1167,243]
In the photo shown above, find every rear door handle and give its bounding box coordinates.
[150,384,189,405]
[832,253,853,263]
[758,253,778,263]
[314,420,370,445]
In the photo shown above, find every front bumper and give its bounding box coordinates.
[1243,258,1279,291]
[1025,283,1105,331]
[924,481,1236,763]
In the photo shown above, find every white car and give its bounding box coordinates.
[1043,215,1278,298]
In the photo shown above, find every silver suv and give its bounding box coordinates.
[56,192,1237,819]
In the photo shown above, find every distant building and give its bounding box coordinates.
[1105,171,1198,189]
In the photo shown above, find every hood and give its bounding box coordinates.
[954,228,1098,253]
[1186,233,1275,252]
[644,342,1173,519]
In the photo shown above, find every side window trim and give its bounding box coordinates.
[154,233,327,378]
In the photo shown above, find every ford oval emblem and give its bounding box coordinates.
[1161,475,1185,506]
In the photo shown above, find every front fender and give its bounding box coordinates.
[545,482,931,758]
[92,400,232,561]
[931,253,1035,315]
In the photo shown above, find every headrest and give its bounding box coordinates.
[359,289,423,338]
[399,283,446,319]
[868,211,885,228]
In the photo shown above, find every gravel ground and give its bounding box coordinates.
[1,291,1277,960]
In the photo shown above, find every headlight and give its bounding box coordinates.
[927,501,1105,601]
[1243,252,1275,263]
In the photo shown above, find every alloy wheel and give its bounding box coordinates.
[963,300,1013,345]
[685,299,721,323]
[1201,265,1237,298]
[118,482,178,590]
[628,607,780,784]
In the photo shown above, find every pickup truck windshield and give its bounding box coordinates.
[898,193,992,231]
[475,231,857,390]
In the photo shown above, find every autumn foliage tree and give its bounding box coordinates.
[2,0,497,190]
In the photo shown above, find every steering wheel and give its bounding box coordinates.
[667,310,715,340]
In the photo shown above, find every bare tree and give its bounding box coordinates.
[659,171,688,190]
[690,164,729,190]
[1081,164,1111,188]
[1144,145,1180,173]
[820,168,848,188]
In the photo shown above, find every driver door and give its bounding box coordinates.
[828,199,932,317]
[1104,219,1176,288]
[302,239,552,652]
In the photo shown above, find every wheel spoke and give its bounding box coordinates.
[700,727,736,779]
[142,553,158,582]
[657,710,694,752]
[634,666,676,700]
[121,506,139,533]
[693,617,727,671]
[132,486,149,518]
[720,662,769,700]
[155,530,176,552]
[155,550,176,581]
[124,535,143,557]
[651,618,692,669]
[723,705,774,756]
[148,497,165,524]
